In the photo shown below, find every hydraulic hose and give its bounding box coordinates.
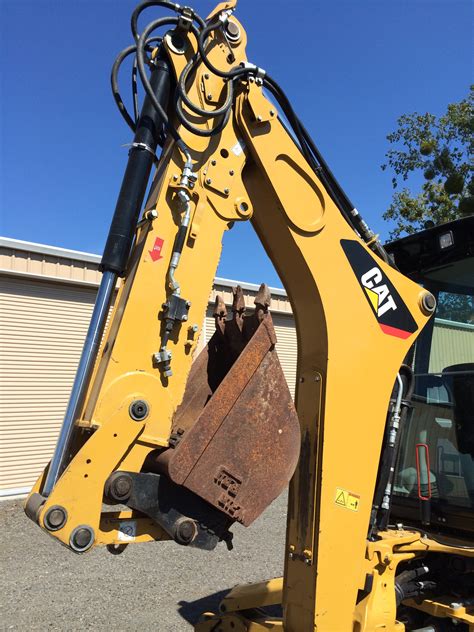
[101,53,171,276]
[178,54,234,118]
[197,20,250,80]
[369,365,414,535]
[135,16,183,144]
[175,90,233,137]
[262,73,389,261]
[131,0,205,42]
[111,37,163,133]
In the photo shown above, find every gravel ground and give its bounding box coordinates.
[0,494,287,631]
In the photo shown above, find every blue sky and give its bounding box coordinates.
[1,0,472,287]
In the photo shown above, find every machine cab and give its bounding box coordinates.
[386,216,474,538]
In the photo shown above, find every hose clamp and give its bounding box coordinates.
[240,61,266,80]
[130,142,156,158]
[218,9,234,24]
[177,6,194,32]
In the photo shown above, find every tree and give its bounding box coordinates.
[382,86,474,238]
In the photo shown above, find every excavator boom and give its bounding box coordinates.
[24,2,473,630]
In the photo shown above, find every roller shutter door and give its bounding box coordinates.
[0,276,97,496]
[204,310,297,397]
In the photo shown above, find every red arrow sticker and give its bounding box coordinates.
[149,237,164,262]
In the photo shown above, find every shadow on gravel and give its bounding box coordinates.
[177,589,283,626]
[178,589,229,625]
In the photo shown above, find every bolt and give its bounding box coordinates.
[225,20,240,41]
[421,292,436,314]
[70,525,94,552]
[186,301,191,308]
[224,188,230,195]
[206,178,212,185]
[129,399,149,421]
[299,377,305,383]
[175,518,197,545]
[257,115,263,122]
[191,324,199,333]
[204,73,210,80]
[107,473,133,501]
[288,552,295,560]
[181,315,188,321]
[211,159,217,166]
[305,558,311,565]
[207,93,213,100]
[172,174,178,181]
[44,506,67,531]
[314,375,320,382]
[229,169,234,176]
[145,209,158,220]
[270,109,275,116]
[450,603,462,610]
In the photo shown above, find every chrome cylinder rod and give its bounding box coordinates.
[42,270,117,496]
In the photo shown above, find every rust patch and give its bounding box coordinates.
[155,286,300,527]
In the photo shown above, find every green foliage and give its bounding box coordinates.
[437,292,474,324]
[382,86,473,238]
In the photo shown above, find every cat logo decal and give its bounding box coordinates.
[341,240,418,339]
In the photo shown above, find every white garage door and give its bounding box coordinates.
[0,276,97,497]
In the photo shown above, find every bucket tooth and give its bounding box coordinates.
[254,283,272,313]
[213,295,227,336]
[222,286,245,358]
[231,285,246,331]
[243,283,273,341]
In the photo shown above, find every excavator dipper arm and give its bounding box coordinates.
[25,2,437,630]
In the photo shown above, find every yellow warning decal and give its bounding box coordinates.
[335,487,360,511]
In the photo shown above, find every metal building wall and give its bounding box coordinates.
[0,276,97,496]
[429,319,474,373]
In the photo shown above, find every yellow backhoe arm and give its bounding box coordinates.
[23,3,469,631]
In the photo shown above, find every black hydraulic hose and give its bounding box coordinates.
[101,55,171,276]
[111,36,163,133]
[131,0,205,42]
[369,365,414,536]
[297,116,389,261]
[132,55,140,123]
[264,74,352,207]
[111,44,141,132]
[178,54,234,118]
[263,75,317,167]
[197,20,250,80]
[263,74,389,261]
[136,16,200,149]
[298,118,356,212]
[175,91,232,137]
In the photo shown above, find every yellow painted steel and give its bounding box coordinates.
[24,5,473,631]
[220,577,284,612]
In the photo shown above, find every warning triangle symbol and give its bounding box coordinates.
[335,491,346,506]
